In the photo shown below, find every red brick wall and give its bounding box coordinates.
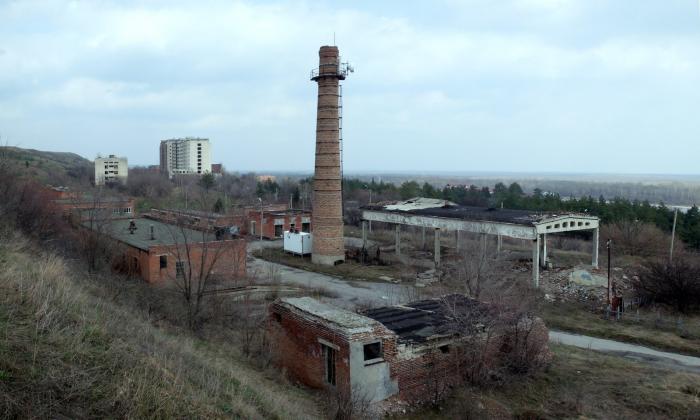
[247,211,311,239]
[388,346,464,403]
[147,209,245,233]
[268,302,353,396]
[267,300,468,404]
[119,239,246,284]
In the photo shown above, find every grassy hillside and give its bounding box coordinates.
[0,146,93,185]
[0,231,321,419]
[407,344,700,419]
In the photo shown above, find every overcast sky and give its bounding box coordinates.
[1,0,699,174]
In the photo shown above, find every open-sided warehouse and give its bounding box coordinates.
[360,198,600,287]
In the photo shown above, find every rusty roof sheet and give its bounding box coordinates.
[362,295,488,344]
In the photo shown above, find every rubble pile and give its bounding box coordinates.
[539,266,635,305]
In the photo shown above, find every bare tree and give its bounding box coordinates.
[601,220,668,257]
[72,187,119,272]
[448,236,509,299]
[162,187,246,329]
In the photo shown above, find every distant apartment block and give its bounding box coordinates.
[95,155,128,185]
[159,137,211,178]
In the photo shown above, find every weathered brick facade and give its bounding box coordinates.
[311,46,345,265]
[147,208,245,234]
[87,218,247,284]
[268,298,470,404]
[246,209,311,239]
[119,239,247,283]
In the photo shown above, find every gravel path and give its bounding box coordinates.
[550,330,700,373]
[247,240,700,373]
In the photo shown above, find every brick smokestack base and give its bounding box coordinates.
[311,45,345,266]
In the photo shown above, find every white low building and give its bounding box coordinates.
[95,155,128,185]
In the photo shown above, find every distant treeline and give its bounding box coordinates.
[340,178,700,250]
[350,174,700,206]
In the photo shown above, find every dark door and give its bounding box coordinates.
[322,344,336,386]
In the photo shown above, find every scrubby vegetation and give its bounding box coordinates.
[0,230,320,419]
[405,344,700,419]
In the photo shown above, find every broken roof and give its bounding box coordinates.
[365,197,593,226]
[279,297,378,334]
[84,218,215,251]
[363,295,487,344]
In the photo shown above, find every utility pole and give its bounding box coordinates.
[670,208,678,262]
[365,184,373,233]
[607,239,612,305]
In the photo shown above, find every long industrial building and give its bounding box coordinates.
[361,198,600,287]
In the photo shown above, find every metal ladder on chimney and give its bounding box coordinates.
[339,84,344,218]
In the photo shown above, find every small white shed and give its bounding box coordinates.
[283,231,312,255]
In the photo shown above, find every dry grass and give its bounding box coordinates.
[254,247,411,283]
[0,231,321,419]
[406,344,700,419]
[541,301,700,357]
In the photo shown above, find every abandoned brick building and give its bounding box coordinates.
[86,218,246,283]
[247,207,312,239]
[268,295,548,404]
[147,208,245,236]
[42,185,135,220]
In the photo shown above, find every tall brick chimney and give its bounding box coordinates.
[310,45,347,265]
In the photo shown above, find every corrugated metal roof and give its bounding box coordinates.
[363,295,488,344]
[365,197,594,227]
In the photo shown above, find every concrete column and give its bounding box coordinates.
[541,233,548,268]
[497,235,502,253]
[421,227,426,250]
[480,233,486,249]
[592,227,599,268]
[369,220,372,233]
[456,230,461,250]
[532,235,540,288]
[434,228,441,267]
[361,220,367,249]
[395,224,401,256]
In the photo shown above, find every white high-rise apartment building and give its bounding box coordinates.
[159,137,212,178]
[95,155,128,185]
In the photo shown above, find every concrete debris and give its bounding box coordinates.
[415,269,440,288]
[379,275,400,283]
[569,269,608,287]
[538,266,634,306]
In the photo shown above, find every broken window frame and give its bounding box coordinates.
[362,341,383,364]
[175,260,185,278]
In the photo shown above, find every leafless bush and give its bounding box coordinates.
[601,221,668,257]
[446,281,550,388]
[633,257,700,313]
[126,167,173,199]
[445,238,510,299]
[551,235,588,252]
[324,385,374,420]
